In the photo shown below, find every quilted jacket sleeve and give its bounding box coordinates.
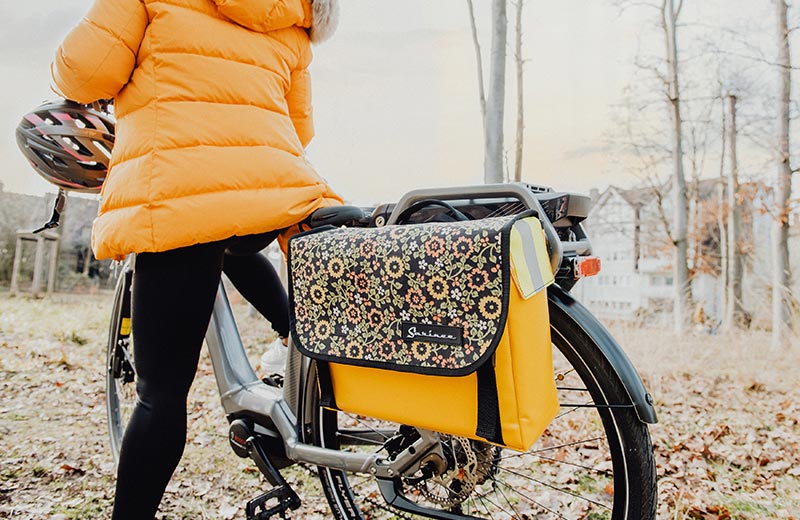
[51,0,148,103]
[286,44,314,148]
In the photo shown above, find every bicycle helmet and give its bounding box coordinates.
[15,100,115,193]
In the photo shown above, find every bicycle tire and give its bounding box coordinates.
[106,267,137,465]
[311,286,657,519]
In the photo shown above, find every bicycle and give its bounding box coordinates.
[105,182,658,520]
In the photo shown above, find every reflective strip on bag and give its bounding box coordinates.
[509,217,554,299]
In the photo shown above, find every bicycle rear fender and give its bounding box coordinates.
[548,286,658,424]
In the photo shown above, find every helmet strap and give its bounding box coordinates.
[32,188,68,234]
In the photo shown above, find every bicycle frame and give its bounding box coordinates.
[200,182,655,478]
[206,287,405,476]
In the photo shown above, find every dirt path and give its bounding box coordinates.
[1,292,798,519]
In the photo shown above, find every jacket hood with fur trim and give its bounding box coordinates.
[308,0,339,42]
[213,0,339,42]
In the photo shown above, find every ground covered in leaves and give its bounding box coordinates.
[0,290,798,519]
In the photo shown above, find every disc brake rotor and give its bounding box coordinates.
[407,436,497,508]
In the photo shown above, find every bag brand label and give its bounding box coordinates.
[401,322,464,346]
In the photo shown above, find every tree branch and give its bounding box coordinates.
[466,0,487,127]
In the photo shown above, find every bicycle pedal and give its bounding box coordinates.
[245,485,300,520]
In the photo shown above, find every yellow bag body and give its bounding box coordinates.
[289,212,559,452]
[328,283,558,451]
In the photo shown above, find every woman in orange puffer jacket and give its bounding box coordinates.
[51,0,341,517]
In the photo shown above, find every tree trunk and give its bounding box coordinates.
[485,0,507,184]
[513,0,524,183]
[466,0,486,125]
[717,96,728,327]
[82,246,92,276]
[663,0,691,334]
[725,94,744,329]
[773,0,794,347]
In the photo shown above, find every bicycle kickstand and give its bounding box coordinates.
[244,437,301,520]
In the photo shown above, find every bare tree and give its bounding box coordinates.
[613,0,691,333]
[660,0,692,334]
[725,94,745,328]
[466,0,486,125]
[772,0,794,347]
[685,97,713,292]
[466,0,508,184]
[717,95,728,326]
[485,0,508,184]
[513,0,525,183]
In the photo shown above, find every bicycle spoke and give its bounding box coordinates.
[554,368,576,381]
[505,436,606,457]
[336,430,390,447]
[493,447,612,479]
[559,403,635,409]
[119,343,136,374]
[472,490,506,519]
[338,414,394,444]
[498,466,612,511]
[492,480,523,519]
[528,453,613,477]
[556,386,589,392]
[493,479,569,520]
[554,402,594,420]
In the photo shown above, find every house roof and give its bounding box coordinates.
[617,185,658,206]
[592,177,727,213]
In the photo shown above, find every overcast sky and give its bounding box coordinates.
[0,0,781,204]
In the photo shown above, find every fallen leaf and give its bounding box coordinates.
[219,503,238,519]
[59,464,85,476]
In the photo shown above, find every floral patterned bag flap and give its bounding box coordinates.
[287,212,553,377]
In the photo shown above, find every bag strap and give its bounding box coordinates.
[475,361,504,445]
[394,199,471,225]
[316,360,338,409]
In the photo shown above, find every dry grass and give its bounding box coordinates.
[0,290,331,520]
[614,324,800,519]
[0,291,798,519]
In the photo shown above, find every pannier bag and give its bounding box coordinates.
[288,211,559,451]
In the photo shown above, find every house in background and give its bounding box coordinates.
[0,182,108,289]
[572,185,677,323]
[571,179,798,325]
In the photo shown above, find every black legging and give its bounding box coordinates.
[224,236,290,339]
[111,232,287,519]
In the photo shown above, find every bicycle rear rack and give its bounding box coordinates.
[386,182,592,276]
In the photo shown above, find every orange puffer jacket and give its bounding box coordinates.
[52,0,343,260]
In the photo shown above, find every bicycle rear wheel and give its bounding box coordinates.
[311,287,656,519]
[106,267,137,464]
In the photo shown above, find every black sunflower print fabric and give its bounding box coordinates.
[289,216,519,374]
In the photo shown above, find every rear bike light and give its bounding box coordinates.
[575,256,601,278]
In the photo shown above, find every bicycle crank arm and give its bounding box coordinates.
[244,437,301,519]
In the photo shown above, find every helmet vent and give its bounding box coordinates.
[16,100,116,193]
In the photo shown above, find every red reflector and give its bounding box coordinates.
[577,257,601,277]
